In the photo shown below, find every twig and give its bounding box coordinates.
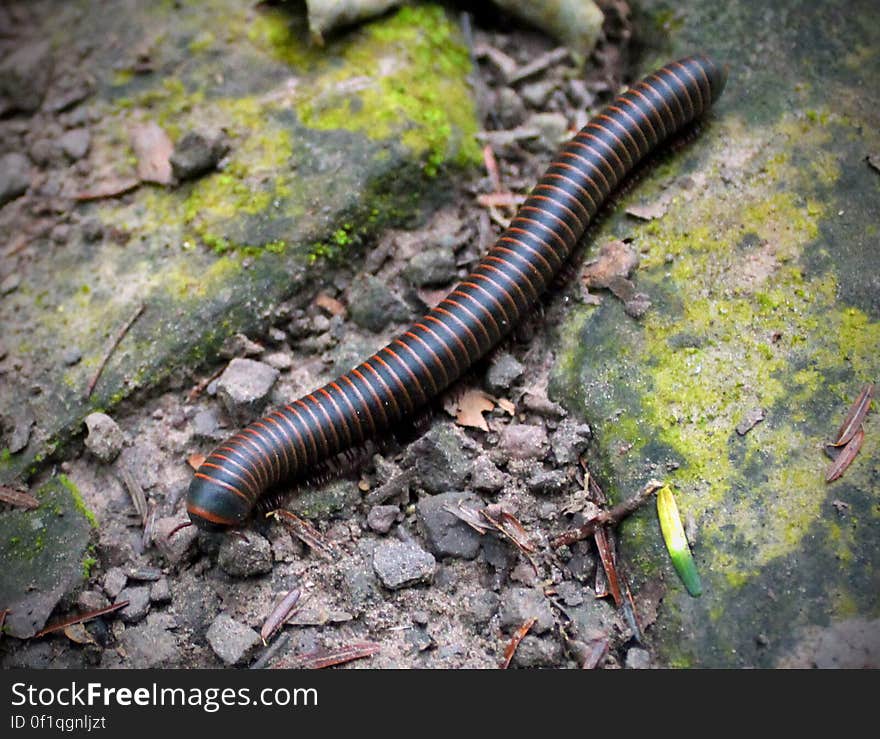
[274,642,380,670]
[187,365,225,402]
[0,485,39,510]
[250,633,290,670]
[33,601,129,638]
[261,589,302,644]
[501,618,537,669]
[270,509,338,560]
[550,480,664,548]
[119,465,148,523]
[85,302,145,398]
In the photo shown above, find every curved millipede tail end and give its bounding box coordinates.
[691,53,728,104]
[187,473,251,531]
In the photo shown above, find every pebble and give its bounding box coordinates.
[1,272,20,294]
[127,565,162,582]
[118,440,161,490]
[468,591,500,628]
[191,408,225,440]
[366,504,399,534]
[527,112,569,152]
[119,613,179,668]
[83,412,125,463]
[343,561,382,609]
[470,454,506,493]
[520,79,556,108]
[205,614,261,666]
[102,567,128,599]
[512,634,563,668]
[526,468,569,496]
[149,577,172,604]
[417,491,484,559]
[152,515,198,565]
[215,358,279,424]
[402,422,472,494]
[262,351,293,370]
[347,273,411,332]
[169,130,229,181]
[625,647,652,669]
[81,218,104,242]
[76,590,110,612]
[0,40,52,113]
[499,587,554,634]
[485,352,524,394]
[496,86,526,127]
[116,585,151,624]
[372,540,435,589]
[217,533,273,577]
[550,419,592,464]
[498,424,549,460]
[0,152,31,207]
[219,332,264,358]
[61,346,82,366]
[402,248,457,287]
[58,128,91,160]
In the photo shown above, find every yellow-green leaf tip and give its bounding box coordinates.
[657,485,702,597]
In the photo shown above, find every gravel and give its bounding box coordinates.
[512,634,564,668]
[0,152,31,207]
[485,352,524,394]
[347,273,411,332]
[0,40,52,113]
[373,540,436,589]
[625,647,653,669]
[170,130,229,181]
[470,454,507,493]
[215,358,279,424]
[402,422,472,494]
[499,587,555,635]
[116,585,151,624]
[58,128,91,160]
[366,504,399,534]
[205,614,261,666]
[498,424,549,460]
[83,413,125,463]
[217,533,273,578]
[402,248,457,287]
[417,491,484,559]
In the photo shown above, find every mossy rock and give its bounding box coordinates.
[551,0,879,666]
[0,1,480,484]
[0,476,96,639]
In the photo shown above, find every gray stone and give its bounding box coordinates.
[61,346,82,366]
[403,422,472,494]
[58,128,91,160]
[76,589,110,612]
[347,273,411,332]
[402,248,457,287]
[417,491,483,559]
[83,412,124,463]
[0,152,30,207]
[625,647,652,669]
[496,86,526,128]
[468,590,500,627]
[116,585,151,623]
[499,587,554,635]
[102,567,128,599]
[550,419,592,465]
[191,408,224,440]
[527,112,568,152]
[485,352,524,394]
[373,540,435,589]
[118,440,161,490]
[215,358,279,424]
[119,613,179,668]
[153,515,198,565]
[0,40,51,113]
[205,613,260,666]
[262,351,293,370]
[520,80,556,108]
[217,532,273,577]
[169,130,229,181]
[512,634,564,668]
[288,478,360,520]
[1,273,20,294]
[150,577,172,604]
[498,424,549,460]
[470,454,506,493]
[366,504,399,534]
[526,468,569,496]
[342,560,382,609]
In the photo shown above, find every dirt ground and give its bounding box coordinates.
[0,1,690,670]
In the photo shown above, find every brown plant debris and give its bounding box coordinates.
[261,589,302,644]
[501,617,537,669]
[271,509,338,560]
[33,601,129,638]
[275,641,381,669]
[831,382,873,447]
[0,484,39,510]
[85,302,145,398]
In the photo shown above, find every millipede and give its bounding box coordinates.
[186,54,728,531]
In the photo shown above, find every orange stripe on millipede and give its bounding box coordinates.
[629,87,670,138]
[402,332,449,389]
[650,72,689,121]
[252,421,290,479]
[532,183,591,223]
[362,360,406,418]
[318,386,354,448]
[512,214,570,254]
[618,97,659,146]
[340,374,378,436]
[187,502,238,526]
[440,297,493,348]
[434,306,483,358]
[242,427,281,484]
[491,245,547,288]
[484,255,540,302]
[270,410,308,470]
[200,463,255,502]
[392,339,440,396]
[559,150,613,194]
[376,352,421,409]
[351,367,390,427]
[497,235,556,278]
[451,288,503,338]
[195,472,250,502]
[608,104,652,152]
[671,61,705,111]
[572,133,628,177]
[468,273,519,321]
[542,171,598,214]
[263,415,297,474]
[424,314,472,364]
[594,115,642,163]
[479,263,529,309]
[413,323,460,375]
[291,400,323,460]
[281,405,317,463]
[304,394,339,454]
[552,161,604,210]
[330,381,365,441]
[213,453,262,498]
[223,436,270,489]
[519,204,578,245]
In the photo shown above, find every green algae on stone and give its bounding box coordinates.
[0,476,95,638]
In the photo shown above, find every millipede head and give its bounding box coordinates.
[186,474,251,531]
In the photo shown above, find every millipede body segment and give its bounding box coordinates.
[187,54,728,530]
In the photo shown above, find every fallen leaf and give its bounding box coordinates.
[832,382,873,447]
[34,601,130,638]
[626,200,668,220]
[314,292,347,317]
[74,177,140,201]
[582,240,639,289]
[131,121,173,184]
[496,397,515,415]
[276,642,380,670]
[826,427,865,483]
[186,453,206,470]
[454,388,496,432]
[271,509,338,560]
[261,589,301,644]
[63,623,97,645]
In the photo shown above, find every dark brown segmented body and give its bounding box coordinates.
[187,54,727,529]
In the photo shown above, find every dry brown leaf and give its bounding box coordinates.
[455,388,496,431]
[131,121,173,184]
[582,240,639,289]
[0,484,39,510]
[74,177,140,201]
[826,427,865,482]
[186,453,206,470]
[314,292,347,317]
[63,623,96,645]
[832,382,874,447]
[496,397,515,416]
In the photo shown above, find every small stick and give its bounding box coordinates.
[250,632,290,670]
[187,365,225,402]
[261,589,302,644]
[550,480,664,548]
[275,642,380,670]
[501,617,537,669]
[483,144,503,194]
[0,485,39,510]
[33,601,129,638]
[85,302,145,398]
